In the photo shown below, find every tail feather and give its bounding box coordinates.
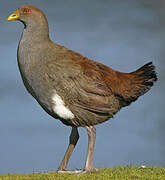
[131,61,157,95]
[114,62,157,107]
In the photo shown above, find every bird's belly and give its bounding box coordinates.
[19,65,75,122]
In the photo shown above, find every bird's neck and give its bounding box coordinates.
[21,20,50,44]
[18,21,51,70]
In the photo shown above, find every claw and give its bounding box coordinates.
[57,167,98,174]
[57,170,83,174]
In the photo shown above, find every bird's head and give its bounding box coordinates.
[8,4,48,29]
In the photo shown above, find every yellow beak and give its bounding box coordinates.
[8,9,20,21]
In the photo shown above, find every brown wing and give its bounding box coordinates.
[62,58,121,126]
[67,55,157,110]
[90,60,157,106]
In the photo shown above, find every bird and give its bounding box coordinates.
[8,4,157,173]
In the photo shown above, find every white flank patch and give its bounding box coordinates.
[52,93,75,119]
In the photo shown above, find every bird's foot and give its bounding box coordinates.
[57,167,98,174]
[57,169,83,174]
[83,167,98,173]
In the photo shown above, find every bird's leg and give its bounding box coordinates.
[84,126,97,172]
[58,126,79,172]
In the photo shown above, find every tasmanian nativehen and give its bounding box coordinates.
[8,5,157,173]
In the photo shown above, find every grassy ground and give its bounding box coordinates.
[0,166,165,180]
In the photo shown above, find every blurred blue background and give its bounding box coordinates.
[0,0,164,174]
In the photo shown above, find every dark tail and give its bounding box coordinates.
[114,62,157,107]
[130,61,157,96]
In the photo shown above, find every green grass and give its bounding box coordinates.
[0,166,165,180]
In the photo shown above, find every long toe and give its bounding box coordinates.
[57,170,83,174]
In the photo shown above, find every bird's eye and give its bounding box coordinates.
[23,8,31,13]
